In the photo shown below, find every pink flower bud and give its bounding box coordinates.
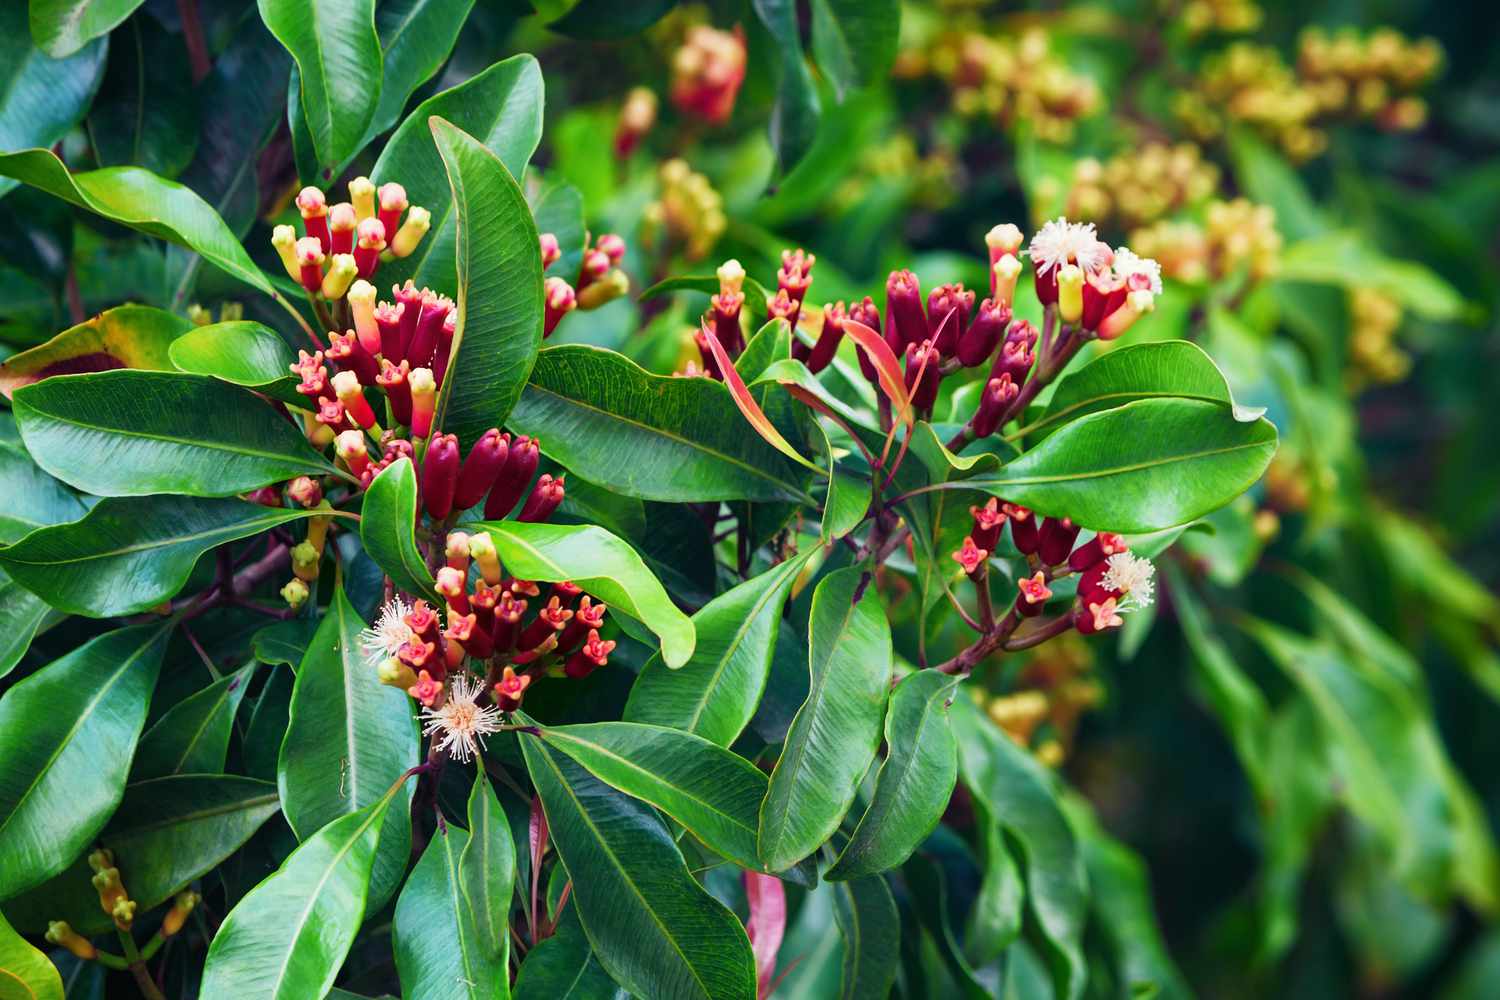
[768,288,801,336]
[518,473,565,523]
[333,370,376,429]
[1074,597,1123,634]
[597,233,626,263]
[377,358,413,426]
[393,281,423,356]
[290,348,328,397]
[329,202,357,255]
[485,435,539,519]
[408,367,436,439]
[354,218,386,279]
[288,476,323,507]
[296,187,330,253]
[807,302,846,374]
[544,277,576,337]
[778,248,814,303]
[422,433,460,519]
[295,237,325,293]
[953,536,988,576]
[315,396,346,428]
[539,232,561,269]
[327,330,379,385]
[1015,571,1052,617]
[336,430,370,477]
[453,428,509,511]
[377,182,407,243]
[565,629,616,679]
[348,281,379,354]
[1069,532,1126,571]
[494,665,531,710]
[957,298,1011,368]
[407,669,443,706]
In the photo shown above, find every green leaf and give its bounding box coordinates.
[252,619,321,668]
[0,910,62,1000]
[830,874,901,1000]
[518,737,757,1000]
[278,586,418,913]
[624,553,811,746]
[258,0,381,170]
[827,671,959,879]
[536,722,769,872]
[244,666,294,781]
[758,566,892,872]
[373,54,543,292]
[360,0,475,147]
[3,775,282,937]
[1226,128,1325,243]
[1278,231,1470,321]
[1032,340,1261,440]
[427,116,544,449]
[0,148,273,294]
[474,520,695,669]
[132,662,257,779]
[513,906,627,999]
[393,823,509,1000]
[85,15,198,178]
[0,576,51,683]
[808,0,899,99]
[0,624,167,900]
[0,4,105,198]
[457,769,514,960]
[0,439,88,544]
[12,371,337,497]
[360,458,437,598]
[951,696,1087,1000]
[752,0,822,173]
[0,495,336,616]
[638,274,772,315]
[199,794,396,1000]
[960,398,1277,533]
[168,321,301,403]
[508,345,813,504]
[0,304,193,399]
[27,0,140,58]
[547,0,673,39]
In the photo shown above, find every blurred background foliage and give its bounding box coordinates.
[3,0,1499,997]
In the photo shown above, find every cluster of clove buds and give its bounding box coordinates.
[540,231,630,337]
[272,179,429,299]
[954,499,1155,637]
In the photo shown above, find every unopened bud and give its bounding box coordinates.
[329,202,357,255]
[349,176,376,222]
[1097,289,1154,340]
[379,656,419,691]
[354,218,386,279]
[422,433,460,519]
[408,367,436,439]
[297,186,331,253]
[291,541,320,582]
[469,532,501,585]
[1056,264,1084,325]
[296,237,325,294]
[336,429,371,477]
[544,277,576,337]
[1015,571,1053,617]
[992,253,1022,309]
[454,428,509,511]
[346,280,379,354]
[494,665,532,710]
[390,206,430,258]
[539,232,561,269]
[321,253,357,300]
[518,473,565,523]
[160,891,199,938]
[485,435,539,519]
[577,269,628,310]
[272,225,301,281]
[332,370,376,429]
[288,476,323,508]
[378,182,408,241]
[46,922,95,961]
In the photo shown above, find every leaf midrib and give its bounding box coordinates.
[0,510,310,567]
[983,437,1272,487]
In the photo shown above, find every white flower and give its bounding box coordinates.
[421,673,502,763]
[1110,247,1163,295]
[1027,217,1110,277]
[1100,552,1155,611]
[360,597,414,664]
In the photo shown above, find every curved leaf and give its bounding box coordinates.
[508,346,814,504]
[475,520,695,669]
[27,0,139,58]
[360,458,437,598]
[548,0,673,39]
[0,496,336,616]
[0,624,167,900]
[0,910,62,1000]
[0,440,88,545]
[519,737,758,1000]
[12,371,338,497]
[0,148,273,294]
[199,794,395,1000]
[808,0,899,99]
[279,586,418,912]
[458,769,514,959]
[537,722,769,872]
[625,553,812,746]
[827,670,959,880]
[0,576,51,683]
[752,0,821,172]
[830,874,900,1000]
[258,0,381,170]
[699,320,825,476]
[361,0,475,146]
[427,116,543,449]
[960,398,1277,533]
[85,14,198,177]
[513,906,627,1000]
[393,824,508,1000]
[3,775,282,937]
[0,5,105,198]
[168,320,301,402]
[373,54,543,292]
[132,662,257,779]
[758,566,892,872]
[0,304,193,399]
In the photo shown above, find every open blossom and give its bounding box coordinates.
[420,672,502,763]
[1027,217,1110,277]
[1110,247,1164,295]
[1100,552,1156,610]
[361,597,414,664]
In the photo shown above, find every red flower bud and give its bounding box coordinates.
[768,288,801,335]
[990,335,1035,389]
[354,218,385,279]
[491,590,527,652]
[327,330,380,386]
[315,396,346,428]
[544,277,576,337]
[904,340,942,412]
[953,536,988,576]
[288,476,323,508]
[969,498,1006,551]
[433,310,457,386]
[377,359,413,426]
[484,435,539,519]
[711,289,744,357]
[519,595,573,651]
[807,301,846,374]
[453,428,510,512]
[393,281,424,357]
[329,202,357,255]
[1068,532,1127,571]
[296,187,330,253]
[296,237,325,294]
[1015,571,1052,617]
[435,565,470,616]
[518,473,565,523]
[885,269,926,351]
[405,599,441,642]
[1074,597,1123,634]
[926,283,973,356]
[377,182,407,245]
[597,233,626,263]
[422,433,460,519]
[1003,503,1038,554]
[564,629,616,679]
[957,298,1011,368]
[970,374,1017,438]
[848,297,882,385]
[1038,516,1080,567]
[560,596,607,650]
[290,349,328,398]
[778,248,814,304]
[374,301,404,360]
[539,232,561,269]
[494,666,531,711]
[406,291,452,369]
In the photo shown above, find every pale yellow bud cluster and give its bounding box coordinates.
[917,28,1100,143]
[641,159,725,262]
[1129,198,1281,284]
[1064,143,1220,230]
[1175,43,1326,160]
[1297,28,1440,131]
[1346,286,1409,388]
[1180,0,1262,38]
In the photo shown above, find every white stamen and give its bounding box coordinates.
[1027,217,1110,277]
[421,673,502,763]
[1110,247,1164,295]
[1101,552,1155,611]
[360,597,414,664]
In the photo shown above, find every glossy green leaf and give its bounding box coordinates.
[259,0,381,170]
[12,371,338,497]
[253,619,320,668]
[548,0,672,39]
[199,794,395,1000]
[0,6,105,198]
[950,696,1087,1000]
[0,441,88,545]
[537,722,769,872]
[0,305,192,399]
[0,495,337,616]
[830,874,901,1000]
[428,116,544,449]
[373,54,543,292]
[752,0,822,173]
[808,0,899,99]
[1278,230,1469,321]
[278,586,418,912]
[3,775,282,937]
[360,458,437,598]
[393,823,508,1000]
[0,624,167,900]
[458,769,514,960]
[513,905,627,999]
[960,398,1277,533]
[168,321,300,402]
[519,737,758,1000]
[27,0,139,58]
[361,0,475,146]
[474,520,695,669]
[0,148,273,294]
[85,15,198,178]
[624,553,812,746]
[508,346,813,504]
[132,662,257,779]
[0,910,62,1000]
[758,566,892,872]
[828,671,959,880]
[244,666,294,782]
[0,576,51,683]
